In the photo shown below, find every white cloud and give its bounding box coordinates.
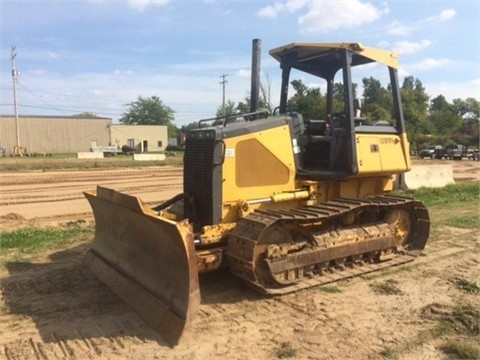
[47,52,59,60]
[393,40,432,55]
[126,0,169,11]
[113,69,134,75]
[425,79,479,102]
[90,89,103,96]
[236,69,251,79]
[386,8,456,37]
[386,21,416,36]
[256,0,387,32]
[88,0,169,11]
[407,58,451,71]
[437,9,456,22]
[257,4,281,18]
[27,69,48,76]
[257,0,307,18]
[298,0,388,34]
[423,8,456,23]
[397,66,410,78]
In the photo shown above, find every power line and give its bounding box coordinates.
[17,81,71,116]
[219,73,228,116]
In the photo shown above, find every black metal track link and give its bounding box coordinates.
[227,196,430,295]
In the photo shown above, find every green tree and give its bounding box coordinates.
[452,97,480,146]
[236,99,249,114]
[332,82,357,113]
[215,99,238,118]
[427,95,462,137]
[227,73,274,115]
[120,96,176,137]
[400,76,429,148]
[75,112,97,118]
[287,79,326,120]
[237,94,271,114]
[452,97,480,121]
[180,122,200,132]
[214,99,243,126]
[361,77,391,121]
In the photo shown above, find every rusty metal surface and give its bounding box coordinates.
[227,195,429,294]
[84,186,200,345]
[266,236,396,274]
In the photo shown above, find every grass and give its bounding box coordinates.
[421,302,479,337]
[276,342,298,359]
[395,183,479,208]
[451,304,479,336]
[370,279,402,295]
[439,215,480,230]
[396,184,480,236]
[431,321,451,337]
[317,285,342,293]
[0,225,92,254]
[455,278,479,294]
[396,301,480,359]
[440,341,480,359]
[379,346,397,359]
[0,153,184,171]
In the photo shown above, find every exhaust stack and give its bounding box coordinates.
[250,39,261,113]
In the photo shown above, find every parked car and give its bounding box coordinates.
[467,149,479,161]
[419,145,443,159]
[446,144,468,160]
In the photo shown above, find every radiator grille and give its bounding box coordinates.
[183,131,216,229]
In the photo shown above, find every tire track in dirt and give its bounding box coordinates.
[1,224,478,359]
[1,175,182,193]
[0,167,184,226]
[1,162,479,359]
[0,242,164,359]
[0,167,183,186]
[0,184,182,206]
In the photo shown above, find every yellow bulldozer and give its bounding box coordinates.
[83,41,430,345]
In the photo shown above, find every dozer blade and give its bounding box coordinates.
[83,186,200,346]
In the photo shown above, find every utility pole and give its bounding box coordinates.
[11,45,20,148]
[219,74,228,116]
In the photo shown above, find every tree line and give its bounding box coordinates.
[110,75,479,151]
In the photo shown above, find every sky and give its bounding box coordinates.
[1,0,479,126]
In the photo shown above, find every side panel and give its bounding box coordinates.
[221,124,297,222]
[235,138,290,187]
[356,133,410,175]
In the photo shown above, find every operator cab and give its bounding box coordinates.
[269,43,405,180]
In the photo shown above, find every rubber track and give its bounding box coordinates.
[227,196,429,295]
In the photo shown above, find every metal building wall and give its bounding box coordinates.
[110,125,168,152]
[0,116,111,155]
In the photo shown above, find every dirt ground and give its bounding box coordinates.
[0,160,479,359]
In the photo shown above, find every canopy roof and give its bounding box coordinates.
[269,42,398,78]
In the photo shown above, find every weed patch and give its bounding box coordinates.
[440,340,480,359]
[379,346,397,359]
[421,303,479,336]
[317,286,342,293]
[370,279,402,295]
[276,342,297,358]
[440,215,480,230]
[455,278,479,294]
